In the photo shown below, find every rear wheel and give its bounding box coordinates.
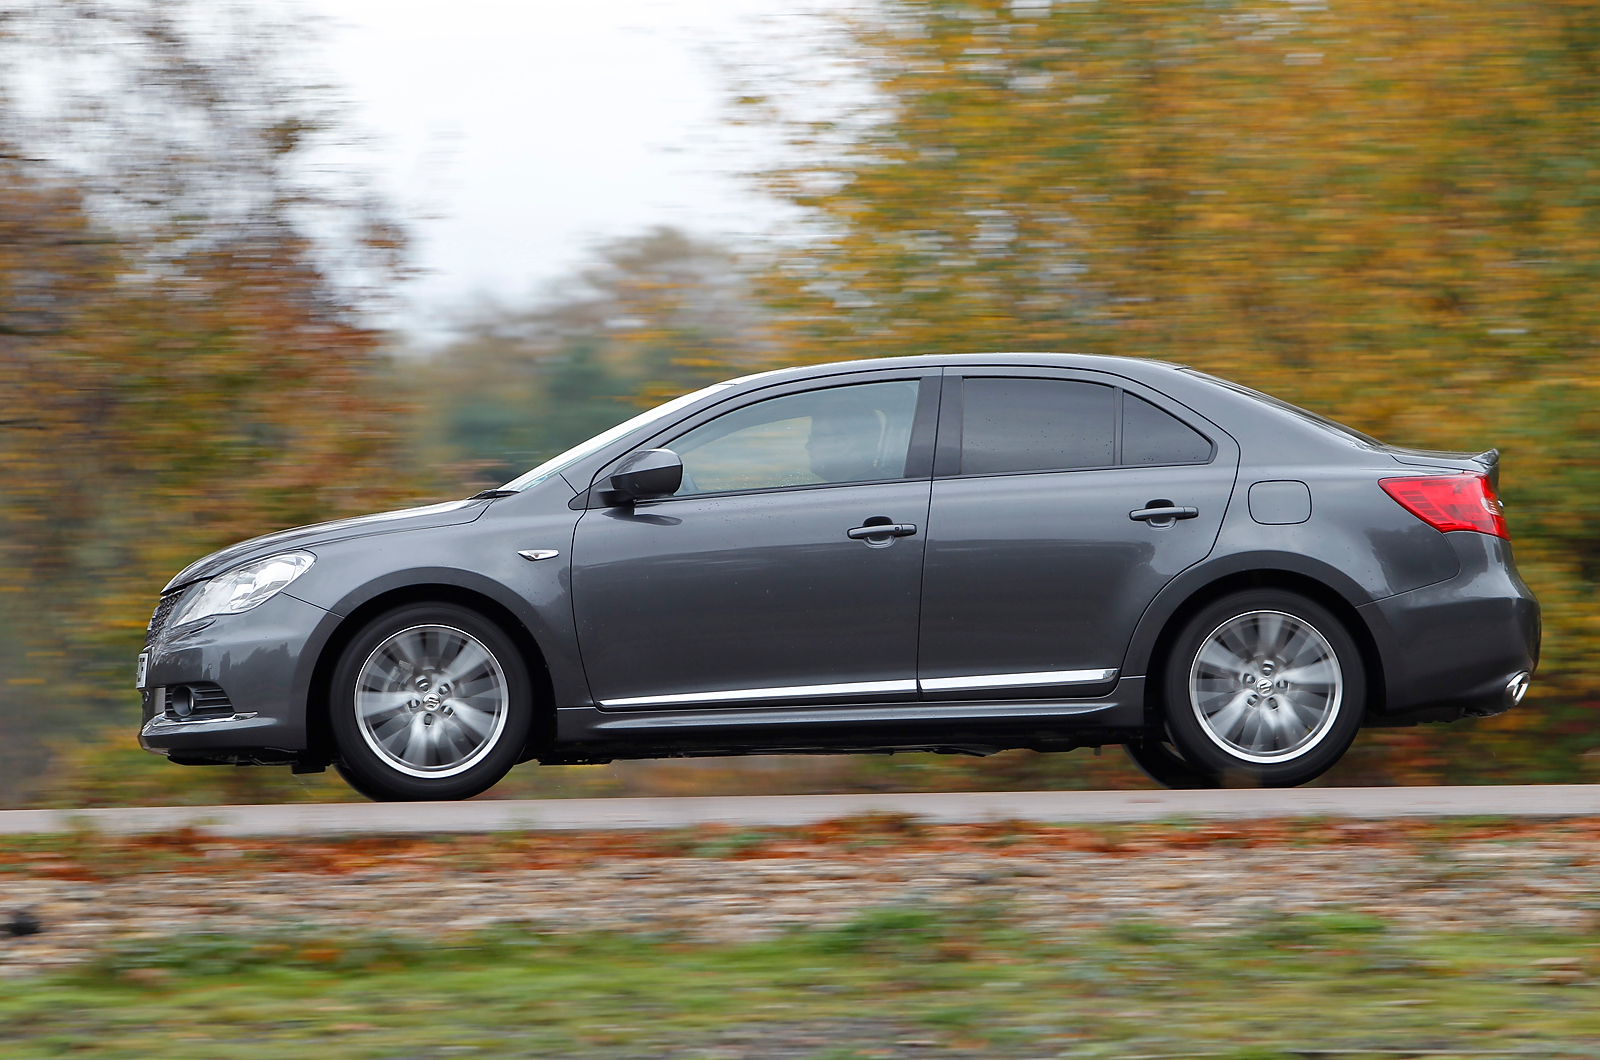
[1122,735,1221,790]
[1160,589,1364,787]
[331,603,532,802]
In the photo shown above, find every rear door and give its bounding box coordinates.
[917,368,1238,698]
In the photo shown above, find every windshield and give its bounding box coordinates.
[1184,370,1383,448]
[499,382,738,492]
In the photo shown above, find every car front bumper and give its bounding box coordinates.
[138,591,334,761]
[1359,531,1541,722]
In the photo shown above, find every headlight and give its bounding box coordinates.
[168,551,315,627]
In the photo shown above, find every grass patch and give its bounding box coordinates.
[3,913,1600,1058]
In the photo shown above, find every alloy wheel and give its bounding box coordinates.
[1187,609,1343,764]
[353,624,510,779]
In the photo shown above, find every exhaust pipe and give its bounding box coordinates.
[1506,671,1532,708]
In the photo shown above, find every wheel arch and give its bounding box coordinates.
[302,579,557,767]
[1127,558,1386,725]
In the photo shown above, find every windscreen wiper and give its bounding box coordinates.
[470,489,520,500]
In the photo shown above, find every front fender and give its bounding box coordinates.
[279,493,590,741]
[294,558,586,698]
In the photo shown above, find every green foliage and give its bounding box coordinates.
[5,920,1600,1058]
[805,901,1017,960]
[83,929,433,982]
[1107,917,1175,946]
[811,905,945,955]
[407,227,763,493]
[1247,911,1389,948]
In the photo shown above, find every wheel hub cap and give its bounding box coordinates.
[353,624,509,779]
[1188,610,1343,763]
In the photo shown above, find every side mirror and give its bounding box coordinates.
[602,449,683,505]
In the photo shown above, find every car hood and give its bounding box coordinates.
[161,499,491,594]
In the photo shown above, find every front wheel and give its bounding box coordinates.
[1160,590,1365,788]
[330,603,532,802]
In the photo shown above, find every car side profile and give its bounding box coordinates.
[136,354,1540,799]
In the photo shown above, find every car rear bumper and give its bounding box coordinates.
[138,591,331,761]
[1359,531,1540,722]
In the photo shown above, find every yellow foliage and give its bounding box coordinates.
[741,0,1600,777]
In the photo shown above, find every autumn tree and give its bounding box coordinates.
[738,0,1600,782]
[0,1,415,802]
[412,227,765,491]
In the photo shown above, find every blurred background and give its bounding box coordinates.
[3,0,1597,808]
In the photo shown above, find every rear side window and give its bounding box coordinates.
[1123,393,1213,465]
[954,376,1213,476]
[961,378,1115,475]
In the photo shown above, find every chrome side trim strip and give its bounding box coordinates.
[590,698,1128,732]
[919,668,1119,693]
[599,679,919,710]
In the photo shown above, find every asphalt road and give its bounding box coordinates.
[4,784,1600,836]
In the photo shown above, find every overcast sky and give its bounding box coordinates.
[306,0,825,338]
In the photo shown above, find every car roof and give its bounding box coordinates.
[725,352,1190,390]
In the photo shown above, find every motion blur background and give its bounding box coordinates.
[3,0,1598,808]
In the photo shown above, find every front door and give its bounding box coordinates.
[572,374,938,709]
[918,369,1238,698]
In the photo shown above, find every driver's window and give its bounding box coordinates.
[667,380,920,496]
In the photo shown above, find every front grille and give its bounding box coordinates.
[166,682,233,718]
[146,592,183,645]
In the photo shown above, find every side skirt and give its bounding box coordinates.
[546,677,1147,762]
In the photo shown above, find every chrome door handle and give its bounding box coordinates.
[846,523,918,540]
[1130,505,1199,524]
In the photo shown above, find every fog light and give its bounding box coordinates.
[1506,671,1531,707]
[168,686,195,718]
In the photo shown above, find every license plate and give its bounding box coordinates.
[135,652,149,690]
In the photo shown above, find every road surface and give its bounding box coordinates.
[3,784,1600,836]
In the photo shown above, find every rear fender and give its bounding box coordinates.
[1120,553,1384,723]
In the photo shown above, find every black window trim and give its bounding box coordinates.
[933,368,1217,481]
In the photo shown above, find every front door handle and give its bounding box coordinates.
[1130,504,1199,526]
[847,523,918,541]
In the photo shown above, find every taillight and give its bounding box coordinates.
[1380,473,1507,538]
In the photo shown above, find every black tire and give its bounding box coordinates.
[1122,736,1222,790]
[330,603,532,802]
[1159,589,1364,788]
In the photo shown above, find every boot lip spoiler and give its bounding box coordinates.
[1473,448,1501,491]
[1383,446,1501,490]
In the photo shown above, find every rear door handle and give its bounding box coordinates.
[847,523,918,540]
[1130,505,1199,523]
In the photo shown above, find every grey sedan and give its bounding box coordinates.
[137,354,1540,799]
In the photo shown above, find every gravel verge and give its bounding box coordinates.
[3,817,1598,977]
